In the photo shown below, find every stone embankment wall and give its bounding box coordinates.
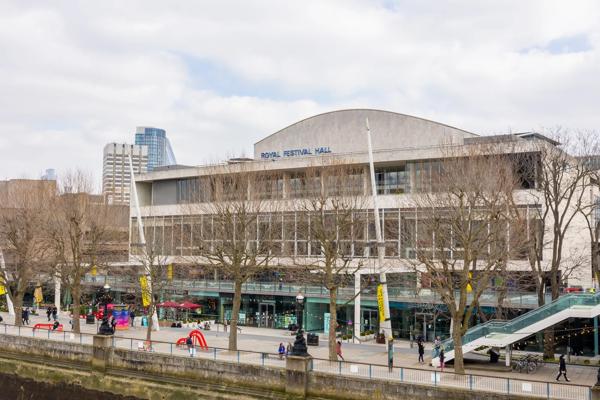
[0,333,542,400]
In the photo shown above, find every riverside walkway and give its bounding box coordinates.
[0,311,594,400]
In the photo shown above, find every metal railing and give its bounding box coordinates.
[0,323,590,400]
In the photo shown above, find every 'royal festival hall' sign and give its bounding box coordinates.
[260,146,332,159]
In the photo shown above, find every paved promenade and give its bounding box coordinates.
[1,310,596,392]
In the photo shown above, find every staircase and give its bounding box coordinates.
[436,292,600,363]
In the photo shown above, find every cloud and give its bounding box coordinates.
[0,0,598,184]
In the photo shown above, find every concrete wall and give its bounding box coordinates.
[0,332,93,363]
[308,372,537,400]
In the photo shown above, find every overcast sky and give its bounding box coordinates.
[1,1,599,187]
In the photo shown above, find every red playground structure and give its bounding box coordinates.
[33,323,63,332]
[176,329,208,350]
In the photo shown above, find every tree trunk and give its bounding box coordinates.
[228,279,242,351]
[71,284,81,334]
[543,330,555,359]
[328,288,338,361]
[12,293,23,327]
[146,305,153,342]
[452,318,465,374]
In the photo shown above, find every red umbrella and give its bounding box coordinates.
[157,301,180,308]
[178,301,201,310]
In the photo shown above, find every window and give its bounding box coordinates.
[375,165,410,194]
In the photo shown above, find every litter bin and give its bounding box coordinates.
[86,314,95,325]
[307,333,319,346]
[141,316,148,327]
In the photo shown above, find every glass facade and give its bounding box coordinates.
[131,207,535,261]
[135,127,176,171]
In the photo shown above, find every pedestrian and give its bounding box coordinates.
[130,309,136,327]
[46,306,52,322]
[556,354,570,382]
[286,342,292,355]
[336,341,344,361]
[387,338,394,372]
[417,339,425,364]
[52,306,58,321]
[21,308,27,325]
[278,342,286,359]
[224,319,228,333]
[24,308,30,325]
[110,316,117,333]
[439,348,445,372]
[186,336,195,357]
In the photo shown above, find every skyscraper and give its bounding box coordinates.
[102,143,148,205]
[134,127,177,171]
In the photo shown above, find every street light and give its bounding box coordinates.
[98,283,113,335]
[291,292,308,356]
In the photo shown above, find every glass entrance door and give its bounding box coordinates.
[362,309,378,333]
[258,303,275,328]
[415,313,435,341]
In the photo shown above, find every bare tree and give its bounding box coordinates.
[0,181,54,325]
[404,146,522,374]
[190,166,280,351]
[294,164,367,361]
[520,131,598,357]
[47,171,118,333]
[577,148,600,289]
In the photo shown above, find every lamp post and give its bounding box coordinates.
[291,292,308,356]
[98,283,113,335]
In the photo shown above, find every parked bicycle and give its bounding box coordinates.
[512,354,542,374]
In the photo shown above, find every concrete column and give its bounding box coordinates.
[285,355,312,399]
[595,317,599,357]
[505,344,511,367]
[54,275,61,313]
[92,335,113,372]
[354,272,361,341]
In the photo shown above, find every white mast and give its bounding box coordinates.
[366,118,392,341]
[129,155,159,331]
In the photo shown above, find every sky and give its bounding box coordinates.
[0,1,599,188]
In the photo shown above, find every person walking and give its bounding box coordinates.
[24,308,30,325]
[46,306,52,322]
[336,341,344,361]
[278,343,286,359]
[417,339,425,364]
[130,309,136,327]
[52,306,58,321]
[186,336,195,357]
[439,348,445,372]
[556,355,570,382]
[286,342,292,356]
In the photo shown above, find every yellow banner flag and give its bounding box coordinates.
[377,284,386,323]
[466,272,473,293]
[0,276,6,296]
[139,276,151,307]
[167,264,173,281]
[34,286,43,304]
[91,265,97,277]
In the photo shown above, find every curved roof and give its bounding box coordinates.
[254,109,477,159]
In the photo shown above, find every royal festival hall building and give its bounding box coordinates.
[119,109,598,353]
